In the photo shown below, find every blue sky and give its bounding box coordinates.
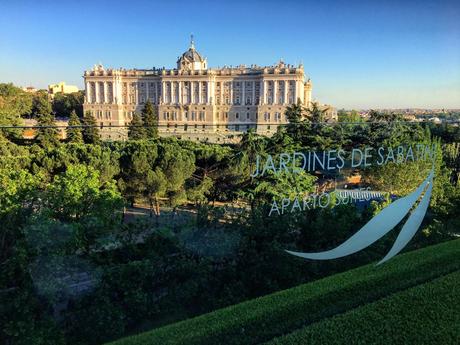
[0,0,459,109]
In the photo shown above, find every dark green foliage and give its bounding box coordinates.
[35,113,60,148]
[67,110,83,143]
[32,91,53,117]
[128,113,146,140]
[104,239,460,345]
[0,83,32,139]
[266,270,460,345]
[142,100,158,139]
[82,111,100,144]
[1,88,460,345]
[52,91,84,118]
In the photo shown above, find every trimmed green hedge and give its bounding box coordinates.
[106,239,460,345]
[265,270,460,345]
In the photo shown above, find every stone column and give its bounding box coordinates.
[230,82,233,105]
[162,81,165,104]
[293,80,297,103]
[104,81,108,104]
[171,82,175,104]
[252,81,256,105]
[146,82,149,102]
[262,80,267,104]
[220,82,223,105]
[242,81,245,105]
[284,81,288,104]
[95,82,100,104]
[178,81,182,104]
[198,81,202,104]
[115,78,121,105]
[273,80,277,105]
[208,80,213,104]
[86,81,91,103]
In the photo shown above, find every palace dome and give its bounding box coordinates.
[177,36,207,70]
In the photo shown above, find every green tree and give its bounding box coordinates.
[285,100,307,142]
[0,83,33,117]
[142,100,158,139]
[118,141,158,206]
[35,113,60,148]
[338,109,362,123]
[52,91,84,117]
[306,102,328,123]
[45,164,123,223]
[145,168,167,216]
[128,112,146,140]
[32,91,53,117]
[67,110,83,143]
[0,83,31,139]
[82,111,100,144]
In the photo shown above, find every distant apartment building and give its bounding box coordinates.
[48,82,79,97]
[21,86,38,93]
[83,38,336,142]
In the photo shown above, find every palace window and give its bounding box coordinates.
[235,124,240,131]
[184,111,188,120]
[246,112,250,119]
[191,111,196,121]
[236,113,239,119]
[163,112,167,120]
[199,111,205,121]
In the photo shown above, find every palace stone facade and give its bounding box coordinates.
[83,39,335,142]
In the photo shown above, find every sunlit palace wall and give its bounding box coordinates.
[83,40,336,142]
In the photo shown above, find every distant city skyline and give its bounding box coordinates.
[0,0,459,109]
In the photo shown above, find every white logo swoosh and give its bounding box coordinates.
[286,168,434,263]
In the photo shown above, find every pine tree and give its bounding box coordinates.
[82,111,100,144]
[67,110,83,143]
[285,99,306,142]
[142,100,158,139]
[32,91,53,118]
[35,113,60,148]
[306,102,327,123]
[128,112,146,140]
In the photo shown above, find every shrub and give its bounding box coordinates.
[105,239,460,345]
[266,270,460,345]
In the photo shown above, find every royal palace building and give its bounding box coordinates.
[83,38,335,142]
